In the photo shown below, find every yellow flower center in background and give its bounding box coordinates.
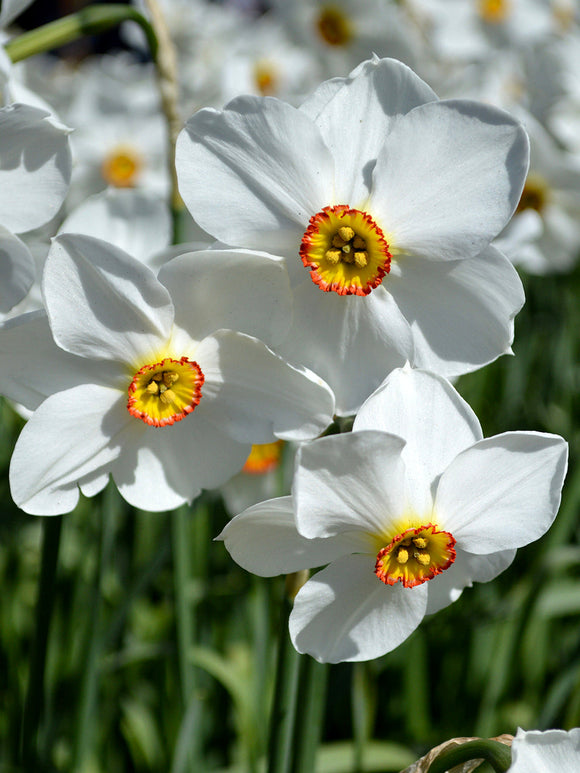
[300,205,391,296]
[316,5,353,46]
[242,440,284,475]
[101,145,143,188]
[375,524,456,588]
[478,0,510,24]
[127,357,204,427]
[253,59,279,96]
[516,173,549,215]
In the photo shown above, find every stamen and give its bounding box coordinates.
[127,357,204,427]
[375,524,456,588]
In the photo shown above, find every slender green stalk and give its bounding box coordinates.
[291,657,328,773]
[427,739,512,773]
[267,579,303,773]
[20,516,63,770]
[72,485,118,769]
[172,506,196,707]
[351,662,368,773]
[5,5,158,64]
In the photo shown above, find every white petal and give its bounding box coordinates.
[112,410,250,510]
[435,432,568,553]
[9,384,128,515]
[194,330,335,443]
[425,547,516,616]
[0,311,122,410]
[510,728,580,773]
[304,57,437,205]
[294,430,407,539]
[354,367,482,514]
[59,188,171,262]
[217,496,367,576]
[44,234,174,364]
[0,104,71,233]
[0,0,35,26]
[277,280,413,416]
[158,248,292,346]
[369,100,529,261]
[0,226,35,312]
[176,96,333,253]
[289,554,428,662]
[386,245,525,377]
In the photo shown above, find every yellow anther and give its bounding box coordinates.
[332,234,346,248]
[159,389,176,405]
[338,226,355,242]
[414,551,431,567]
[396,547,409,564]
[152,373,163,381]
[146,381,159,394]
[353,235,366,249]
[354,251,368,268]
[325,248,341,264]
[163,372,179,387]
[412,537,428,549]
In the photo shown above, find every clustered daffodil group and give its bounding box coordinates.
[0,49,569,673]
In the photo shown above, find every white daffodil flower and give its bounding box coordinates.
[0,234,334,515]
[219,367,567,663]
[508,727,580,771]
[177,56,528,415]
[0,103,71,313]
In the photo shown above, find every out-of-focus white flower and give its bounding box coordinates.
[0,103,71,313]
[270,0,420,77]
[495,111,580,273]
[177,56,528,414]
[508,727,580,772]
[219,367,568,662]
[0,234,334,514]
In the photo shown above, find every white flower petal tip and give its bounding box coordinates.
[509,727,580,772]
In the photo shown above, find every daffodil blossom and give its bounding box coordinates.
[508,727,580,772]
[219,367,567,662]
[177,56,529,414]
[0,233,334,515]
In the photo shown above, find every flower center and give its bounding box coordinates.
[253,59,278,96]
[101,145,142,188]
[316,5,353,46]
[300,205,391,296]
[478,0,510,24]
[516,173,549,215]
[375,524,456,588]
[242,440,284,475]
[127,357,204,427]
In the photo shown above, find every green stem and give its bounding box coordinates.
[267,585,302,773]
[20,516,63,770]
[291,657,328,773]
[427,739,512,773]
[172,506,196,707]
[5,4,158,64]
[72,485,118,769]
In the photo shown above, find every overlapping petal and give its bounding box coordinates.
[176,95,333,253]
[217,496,367,576]
[369,100,529,261]
[158,248,292,346]
[9,384,129,515]
[44,234,174,365]
[386,245,525,376]
[289,554,428,662]
[0,227,35,312]
[294,431,407,539]
[436,432,568,553]
[193,329,334,443]
[0,104,71,234]
[354,367,482,513]
[276,280,413,416]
